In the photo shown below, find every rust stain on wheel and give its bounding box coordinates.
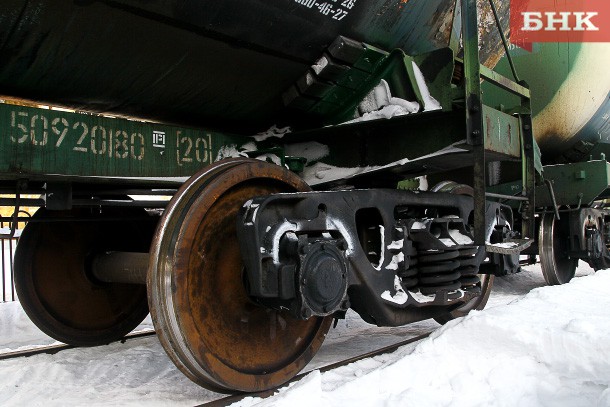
[148,159,332,392]
[14,207,153,346]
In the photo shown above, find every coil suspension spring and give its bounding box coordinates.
[414,247,481,297]
[417,249,461,296]
[393,218,483,297]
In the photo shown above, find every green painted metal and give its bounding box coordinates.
[279,0,529,188]
[0,103,248,181]
[519,113,537,240]
[298,43,391,122]
[483,43,580,117]
[489,160,610,208]
[479,65,529,100]
[462,0,487,244]
[482,105,521,159]
[294,44,456,125]
[482,42,610,164]
[536,161,610,207]
[397,178,422,191]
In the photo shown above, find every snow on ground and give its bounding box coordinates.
[0,263,607,406]
[239,264,610,407]
[1,239,18,303]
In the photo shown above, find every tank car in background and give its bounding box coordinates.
[484,41,610,284]
[0,0,608,393]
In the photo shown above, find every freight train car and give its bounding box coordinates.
[0,0,608,393]
[484,41,610,284]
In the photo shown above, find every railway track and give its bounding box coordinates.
[0,329,156,361]
[200,331,433,407]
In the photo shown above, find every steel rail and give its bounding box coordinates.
[199,331,433,407]
[0,330,156,361]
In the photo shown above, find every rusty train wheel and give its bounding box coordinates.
[14,207,154,346]
[148,158,332,392]
[430,181,494,324]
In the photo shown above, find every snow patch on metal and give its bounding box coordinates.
[381,276,409,305]
[448,228,474,245]
[386,252,405,271]
[412,61,442,112]
[253,125,292,142]
[284,142,330,162]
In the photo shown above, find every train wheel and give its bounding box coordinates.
[430,181,494,324]
[539,213,577,285]
[148,158,332,392]
[14,207,154,346]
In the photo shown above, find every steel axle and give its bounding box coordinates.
[91,252,149,285]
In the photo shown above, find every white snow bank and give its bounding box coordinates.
[0,262,600,406]
[0,301,435,406]
[236,269,610,407]
[0,301,154,352]
[0,301,62,351]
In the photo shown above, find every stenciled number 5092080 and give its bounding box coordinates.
[9,110,145,161]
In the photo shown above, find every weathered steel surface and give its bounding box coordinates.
[482,105,521,159]
[0,0,507,132]
[13,207,153,346]
[0,103,247,179]
[92,252,149,285]
[147,159,332,392]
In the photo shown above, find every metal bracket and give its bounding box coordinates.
[486,238,533,255]
[45,182,73,210]
[520,114,536,240]
[544,179,560,220]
